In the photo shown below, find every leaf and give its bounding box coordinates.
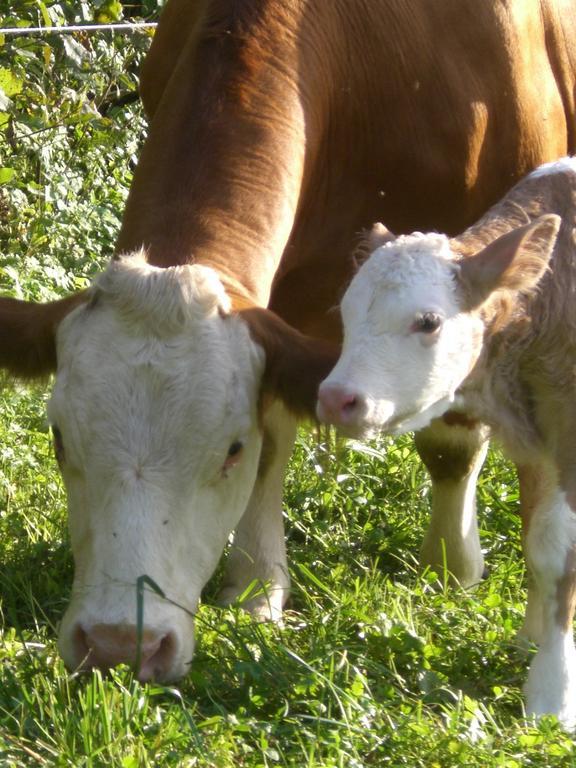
[36,0,52,28]
[0,68,23,98]
[0,168,15,184]
[95,0,124,23]
[62,36,89,68]
[42,43,52,69]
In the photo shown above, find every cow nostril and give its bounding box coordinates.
[341,394,358,414]
[74,623,177,681]
[72,624,92,668]
[137,632,177,682]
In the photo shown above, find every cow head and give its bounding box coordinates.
[317,215,560,437]
[0,252,337,681]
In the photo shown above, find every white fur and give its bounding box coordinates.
[323,233,483,437]
[523,485,576,726]
[50,254,267,681]
[527,156,576,180]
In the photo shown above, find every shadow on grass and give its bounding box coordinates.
[0,538,73,634]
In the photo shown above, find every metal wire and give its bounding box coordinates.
[0,22,157,36]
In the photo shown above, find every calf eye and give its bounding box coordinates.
[52,425,65,465]
[412,312,442,334]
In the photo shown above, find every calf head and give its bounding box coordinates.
[0,252,337,681]
[318,215,560,437]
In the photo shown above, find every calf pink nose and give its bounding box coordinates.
[77,623,176,682]
[317,382,364,425]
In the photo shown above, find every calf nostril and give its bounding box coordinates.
[318,384,364,425]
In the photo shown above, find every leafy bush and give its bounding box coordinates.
[0,0,157,299]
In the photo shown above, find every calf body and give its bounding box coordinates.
[319,158,576,724]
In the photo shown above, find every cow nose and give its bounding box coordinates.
[317,382,365,425]
[75,623,177,682]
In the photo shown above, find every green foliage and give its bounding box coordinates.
[0,0,158,299]
[1,3,576,766]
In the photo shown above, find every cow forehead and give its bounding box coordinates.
[92,251,231,335]
[343,233,458,326]
[50,257,262,452]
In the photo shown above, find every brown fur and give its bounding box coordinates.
[0,293,85,378]
[239,306,339,418]
[451,166,576,461]
[556,547,576,631]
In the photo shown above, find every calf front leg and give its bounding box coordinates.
[414,417,490,587]
[521,462,576,726]
[217,401,297,621]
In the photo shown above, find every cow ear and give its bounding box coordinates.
[0,293,85,378]
[458,214,560,309]
[368,222,396,250]
[239,307,340,418]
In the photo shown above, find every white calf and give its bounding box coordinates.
[318,157,576,725]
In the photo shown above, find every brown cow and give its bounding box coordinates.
[0,0,575,682]
[317,157,576,725]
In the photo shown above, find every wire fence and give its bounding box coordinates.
[0,22,157,36]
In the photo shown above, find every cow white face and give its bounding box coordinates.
[48,254,265,681]
[318,233,484,437]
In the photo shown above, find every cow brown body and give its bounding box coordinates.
[0,0,576,681]
[119,0,575,337]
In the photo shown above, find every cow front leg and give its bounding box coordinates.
[521,464,576,726]
[414,418,490,587]
[217,401,297,621]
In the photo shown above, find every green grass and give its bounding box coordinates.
[2,8,576,765]
[1,405,575,766]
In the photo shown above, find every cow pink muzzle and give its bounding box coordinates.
[71,622,179,682]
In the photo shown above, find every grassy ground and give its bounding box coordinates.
[1,399,576,767]
[2,14,576,768]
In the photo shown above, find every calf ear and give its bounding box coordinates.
[458,214,560,309]
[0,293,85,378]
[239,307,340,418]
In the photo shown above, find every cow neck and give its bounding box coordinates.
[115,2,310,310]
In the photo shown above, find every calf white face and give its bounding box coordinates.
[319,234,483,437]
[48,254,265,681]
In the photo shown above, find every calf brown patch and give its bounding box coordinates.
[556,547,576,632]
[414,429,481,482]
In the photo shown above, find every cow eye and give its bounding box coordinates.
[221,440,244,478]
[412,312,442,334]
[52,425,65,464]
[227,441,243,458]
